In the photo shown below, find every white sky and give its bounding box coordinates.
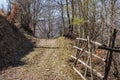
[0,0,7,9]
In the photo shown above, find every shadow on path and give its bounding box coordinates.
[0,36,34,71]
[35,46,60,49]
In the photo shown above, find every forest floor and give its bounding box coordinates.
[0,37,81,80]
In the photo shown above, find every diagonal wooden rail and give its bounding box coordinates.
[76,38,120,53]
[73,46,105,61]
[71,55,104,78]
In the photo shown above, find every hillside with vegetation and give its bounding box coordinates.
[0,15,34,69]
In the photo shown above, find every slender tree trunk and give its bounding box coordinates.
[66,0,72,36]
[71,0,74,34]
[60,0,65,35]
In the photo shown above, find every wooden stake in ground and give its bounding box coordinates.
[74,43,87,66]
[103,29,117,80]
[87,36,93,80]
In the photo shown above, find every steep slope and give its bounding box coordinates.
[0,15,34,69]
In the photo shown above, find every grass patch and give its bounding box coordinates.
[57,37,72,48]
[57,36,82,80]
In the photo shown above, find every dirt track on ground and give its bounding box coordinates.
[0,39,80,80]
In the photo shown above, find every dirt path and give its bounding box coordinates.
[0,39,80,80]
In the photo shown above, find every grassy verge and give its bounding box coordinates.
[57,37,81,80]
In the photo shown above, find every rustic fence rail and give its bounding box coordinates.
[71,29,120,80]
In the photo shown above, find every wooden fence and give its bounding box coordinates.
[71,29,120,80]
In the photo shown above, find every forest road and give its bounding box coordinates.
[0,39,78,80]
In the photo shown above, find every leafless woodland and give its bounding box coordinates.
[0,0,120,80]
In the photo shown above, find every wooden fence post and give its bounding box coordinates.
[103,29,117,80]
[87,36,93,80]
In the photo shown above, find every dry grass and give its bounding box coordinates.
[56,37,82,80]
